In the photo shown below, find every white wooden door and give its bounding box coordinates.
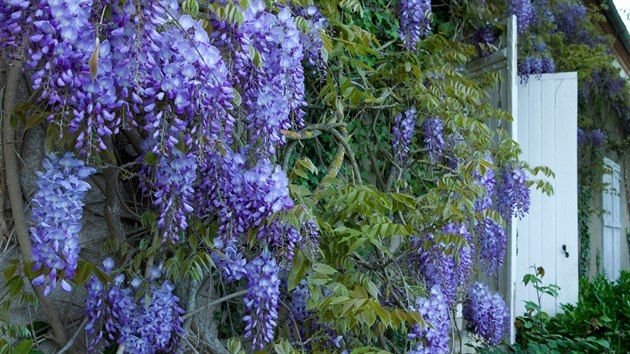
[602,157,622,281]
[515,72,579,316]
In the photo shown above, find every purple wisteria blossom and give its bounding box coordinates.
[392,108,417,162]
[151,150,197,243]
[422,116,445,162]
[509,0,536,35]
[292,4,328,72]
[0,0,234,155]
[30,153,95,295]
[243,251,281,350]
[496,165,531,222]
[414,223,474,304]
[237,1,306,150]
[84,260,184,353]
[473,161,495,211]
[258,219,302,265]
[398,0,432,51]
[578,128,586,147]
[212,237,248,282]
[210,151,294,238]
[463,282,510,345]
[473,23,497,56]
[476,217,507,275]
[408,286,450,354]
[587,129,607,147]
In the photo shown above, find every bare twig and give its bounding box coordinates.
[183,278,201,332]
[182,289,248,320]
[2,64,68,346]
[56,317,88,354]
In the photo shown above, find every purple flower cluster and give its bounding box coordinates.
[476,217,506,275]
[0,0,234,155]
[463,282,509,345]
[473,23,497,56]
[236,1,306,152]
[151,150,197,243]
[496,165,531,222]
[553,2,589,44]
[84,260,184,353]
[422,117,445,162]
[509,0,536,34]
[212,237,247,282]
[30,153,95,296]
[258,219,302,265]
[473,162,495,211]
[408,286,450,354]
[398,0,432,51]
[243,251,281,350]
[138,7,234,156]
[414,223,473,304]
[518,55,555,81]
[392,108,417,162]
[292,5,328,72]
[586,129,606,147]
[204,151,293,238]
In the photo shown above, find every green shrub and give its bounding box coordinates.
[508,269,630,354]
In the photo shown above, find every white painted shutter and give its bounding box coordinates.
[603,157,622,281]
[467,15,519,343]
[514,73,579,316]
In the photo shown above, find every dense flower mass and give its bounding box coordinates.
[496,165,531,222]
[422,116,445,162]
[463,282,509,345]
[0,0,234,155]
[243,251,281,349]
[408,286,450,354]
[414,223,474,304]
[151,150,197,243]
[509,0,536,34]
[84,260,184,353]
[235,1,306,151]
[257,219,302,265]
[203,150,294,238]
[476,217,507,275]
[30,153,95,295]
[587,129,607,147]
[212,237,248,282]
[398,0,432,51]
[292,4,328,72]
[392,108,417,162]
[473,162,495,211]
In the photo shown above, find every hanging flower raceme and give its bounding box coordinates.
[463,282,509,345]
[236,1,306,153]
[408,286,450,354]
[243,251,281,350]
[392,108,416,163]
[414,223,474,304]
[496,165,531,222]
[204,150,293,239]
[291,4,328,73]
[508,0,535,35]
[398,0,432,51]
[421,116,445,163]
[476,217,507,275]
[257,219,302,265]
[150,150,198,243]
[473,162,495,212]
[84,259,184,353]
[30,153,95,295]
[212,237,248,282]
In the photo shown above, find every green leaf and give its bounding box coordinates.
[313,263,337,275]
[11,340,32,354]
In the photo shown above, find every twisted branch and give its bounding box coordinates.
[1,64,68,347]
